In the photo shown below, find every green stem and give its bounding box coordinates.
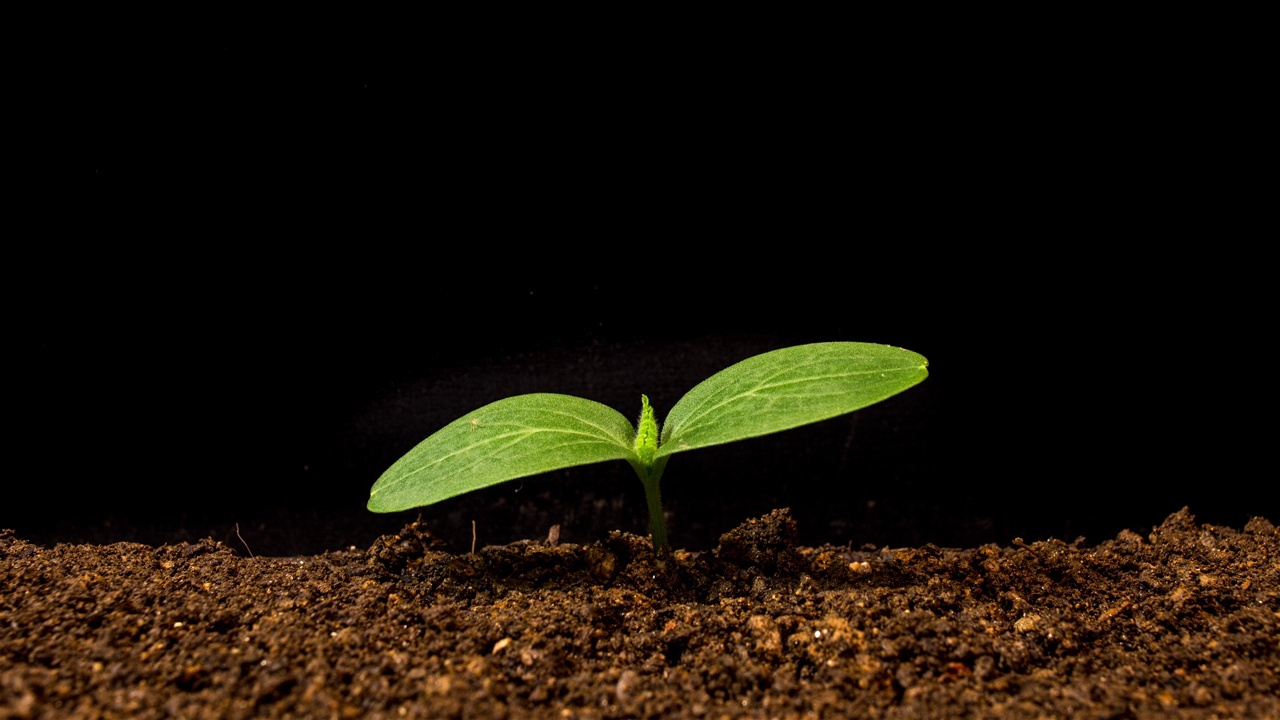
[630,395,671,551]
[630,456,670,551]
[642,475,667,551]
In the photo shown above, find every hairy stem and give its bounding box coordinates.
[630,395,671,550]
[630,455,670,551]
[642,475,667,551]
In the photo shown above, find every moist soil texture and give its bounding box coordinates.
[2,508,1277,719]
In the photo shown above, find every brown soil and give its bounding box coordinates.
[2,508,1277,719]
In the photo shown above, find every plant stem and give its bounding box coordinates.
[630,456,670,551]
[642,475,668,551]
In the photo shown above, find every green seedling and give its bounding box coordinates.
[368,342,928,550]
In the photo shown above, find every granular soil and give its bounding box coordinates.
[2,507,1277,719]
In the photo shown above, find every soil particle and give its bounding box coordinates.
[2,507,1277,719]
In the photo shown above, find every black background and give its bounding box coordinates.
[10,30,1271,555]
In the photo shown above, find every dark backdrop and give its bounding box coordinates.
[10,33,1270,555]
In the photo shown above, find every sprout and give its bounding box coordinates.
[368,342,928,550]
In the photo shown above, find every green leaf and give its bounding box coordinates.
[367,393,637,513]
[657,342,928,458]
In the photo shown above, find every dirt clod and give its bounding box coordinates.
[715,507,805,574]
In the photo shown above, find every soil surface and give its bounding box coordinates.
[2,508,1277,719]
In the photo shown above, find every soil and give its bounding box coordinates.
[2,508,1277,719]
